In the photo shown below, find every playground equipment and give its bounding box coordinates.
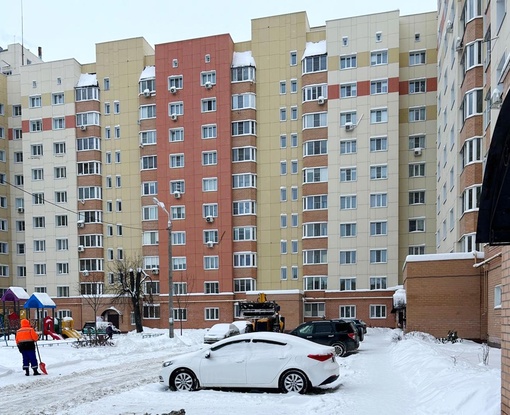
[61,317,82,339]
[43,316,63,340]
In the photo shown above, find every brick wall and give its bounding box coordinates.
[403,257,483,340]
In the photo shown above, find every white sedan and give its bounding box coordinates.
[159,332,339,394]
[203,323,240,344]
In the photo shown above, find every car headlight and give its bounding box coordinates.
[162,361,174,368]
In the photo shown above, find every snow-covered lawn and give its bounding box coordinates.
[0,328,500,415]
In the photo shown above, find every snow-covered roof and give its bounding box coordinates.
[23,293,57,309]
[1,286,29,302]
[302,40,327,60]
[405,251,483,263]
[232,51,256,68]
[393,288,406,307]
[76,73,98,87]
[139,65,155,81]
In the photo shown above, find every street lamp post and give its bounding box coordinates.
[153,197,174,338]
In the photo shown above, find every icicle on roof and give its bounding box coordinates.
[301,40,327,60]
[232,51,256,68]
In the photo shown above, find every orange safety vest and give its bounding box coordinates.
[16,326,39,344]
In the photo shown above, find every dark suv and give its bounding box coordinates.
[289,319,359,357]
[344,319,367,341]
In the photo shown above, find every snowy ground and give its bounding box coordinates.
[0,328,500,415]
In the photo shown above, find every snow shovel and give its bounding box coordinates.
[35,342,48,375]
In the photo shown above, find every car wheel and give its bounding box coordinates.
[170,368,198,391]
[359,332,364,342]
[279,370,308,394]
[332,342,346,357]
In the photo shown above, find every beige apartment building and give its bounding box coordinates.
[0,10,438,333]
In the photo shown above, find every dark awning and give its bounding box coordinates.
[476,93,510,245]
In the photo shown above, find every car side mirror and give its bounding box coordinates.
[204,351,211,359]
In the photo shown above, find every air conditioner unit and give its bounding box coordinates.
[17,207,24,213]
[169,86,177,94]
[204,81,213,89]
[171,113,178,121]
[80,125,87,131]
[491,88,503,108]
[455,37,463,51]
[173,191,181,199]
[318,96,326,105]
[82,270,89,277]
[151,268,159,275]
[345,122,355,132]
[414,148,423,156]
[77,220,85,228]
[78,245,85,252]
[205,215,214,223]
[143,88,151,97]
[446,20,453,33]
[206,241,214,248]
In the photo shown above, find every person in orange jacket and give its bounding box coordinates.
[15,319,40,376]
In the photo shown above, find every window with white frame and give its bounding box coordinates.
[409,50,426,65]
[303,167,328,183]
[232,147,256,162]
[302,54,327,74]
[340,195,357,210]
[340,140,356,155]
[76,112,100,126]
[340,277,356,291]
[233,226,256,241]
[170,128,184,142]
[304,195,328,210]
[30,120,43,132]
[370,249,387,263]
[52,93,64,105]
[462,185,481,213]
[141,156,157,170]
[462,137,482,166]
[409,135,425,149]
[29,95,41,108]
[304,276,327,291]
[280,108,287,121]
[463,89,483,119]
[495,285,502,308]
[409,191,425,205]
[303,112,327,129]
[304,302,325,317]
[172,257,187,270]
[204,256,219,270]
[409,163,426,177]
[340,54,357,69]
[370,193,387,208]
[340,111,357,126]
[171,206,185,220]
[370,277,387,290]
[370,165,388,180]
[409,245,425,255]
[370,136,387,152]
[173,308,187,321]
[340,83,357,98]
[143,231,158,245]
[409,218,426,232]
[205,307,219,320]
[170,181,185,194]
[140,130,156,145]
[170,154,184,168]
[370,305,387,318]
[140,105,156,119]
[303,140,327,156]
[409,107,426,122]
[303,249,327,264]
[233,174,256,188]
[231,66,256,82]
[370,108,388,123]
[233,200,256,215]
[340,167,357,182]
[168,102,183,116]
[168,75,183,90]
[302,84,328,102]
[203,203,218,218]
[340,305,356,318]
[201,71,216,86]
[340,223,357,237]
[232,120,256,136]
[370,221,387,236]
[233,252,257,267]
[202,151,217,166]
[201,98,216,112]
[409,79,426,94]
[370,79,388,94]
[52,117,65,130]
[303,222,328,238]
[232,93,256,109]
[370,50,388,65]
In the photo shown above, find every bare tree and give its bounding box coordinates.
[173,273,195,335]
[78,271,107,340]
[109,256,153,333]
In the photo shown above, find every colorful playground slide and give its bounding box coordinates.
[61,328,82,339]
[45,330,63,340]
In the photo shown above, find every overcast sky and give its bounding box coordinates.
[1,0,437,64]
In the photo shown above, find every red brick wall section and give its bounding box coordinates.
[403,258,483,340]
[501,247,510,414]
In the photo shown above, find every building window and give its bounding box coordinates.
[340,111,357,126]
[30,120,43,132]
[205,308,219,320]
[339,140,356,155]
[340,83,357,98]
[409,79,426,94]
[370,136,387,152]
[370,108,388,123]
[233,253,257,268]
[409,163,425,177]
[169,102,184,116]
[463,89,483,119]
[370,165,388,180]
[302,84,328,102]
[234,278,256,292]
[409,245,425,255]
[201,98,216,112]
[340,54,357,69]
[303,249,327,264]
[409,191,425,205]
[409,51,426,65]
[290,51,297,66]
[370,250,387,264]
[303,112,327,129]
[280,108,287,121]
[370,79,388,95]
[303,222,328,238]
[140,105,156,119]
[409,107,426,122]
[173,282,187,295]
[409,218,426,232]
[202,178,217,192]
[232,93,256,110]
[340,305,356,318]
[232,120,256,136]
[370,221,387,236]
[204,256,219,270]
[170,154,185,168]
[495,285,502,308]
[170,128,184,142]
[233,201,256,215]
[232,147,256,162]
[340,167,357,182]
[302,54,327,74]
[370,305,387,319]
[340,251,356,265]
[304,276,328,291]
[370,50,388,66]
[304,302,325,318]
[370,193,387,208]
[168,75,183,89]
[200,71,216,86]
[233,174,256,189]
[173,308,187,321]
[370,277,387,290]
[233,226,256,241]
[29,95,41,108]
[340,195,356,210]
[304,167,328,183]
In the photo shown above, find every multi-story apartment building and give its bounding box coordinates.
[0,10,437,333]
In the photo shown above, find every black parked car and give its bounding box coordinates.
[289,319,359,357]
[344,319,367,341]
